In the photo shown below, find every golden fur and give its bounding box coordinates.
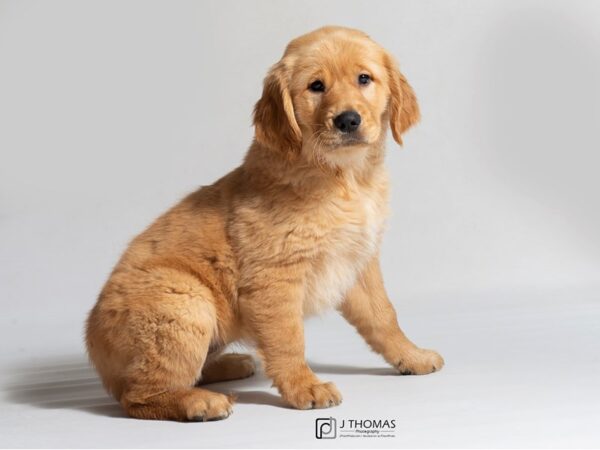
[85,26,444,422]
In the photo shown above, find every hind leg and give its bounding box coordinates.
[123,387,234,422]
[199,353,256,384]
[87,266,234,421]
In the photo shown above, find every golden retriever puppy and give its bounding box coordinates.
[86,26,444,422]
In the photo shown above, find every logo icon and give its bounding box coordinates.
[315,417,337,439]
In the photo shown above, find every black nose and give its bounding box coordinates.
[333,110,361,133]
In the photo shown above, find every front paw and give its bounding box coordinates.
[396,348,444,375]
[281,381,343,410]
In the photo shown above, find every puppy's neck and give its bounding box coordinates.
[242,138,386,195]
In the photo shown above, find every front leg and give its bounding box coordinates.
[239,278,342,409]
[339,256,444,375]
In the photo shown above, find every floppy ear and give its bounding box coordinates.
[385,53,420,145]
[253,60,302,156]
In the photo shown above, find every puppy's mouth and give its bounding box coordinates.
[317,133,369,150]
[336,135,367,147]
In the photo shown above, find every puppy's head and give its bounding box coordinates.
[253,26,420,170]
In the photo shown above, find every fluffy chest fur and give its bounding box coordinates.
[231,166,389,316]
[301,177,389,315]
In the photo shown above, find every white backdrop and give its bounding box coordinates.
[1,1,599,448]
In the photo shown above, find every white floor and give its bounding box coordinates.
[1,286,599,448]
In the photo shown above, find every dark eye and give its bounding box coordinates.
[309,80,325,92]
[358,74,371,85]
